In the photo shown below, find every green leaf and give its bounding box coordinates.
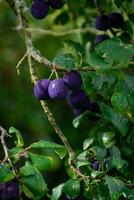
[102,131,115,148]
[92,73,104,90]
[111,81,134,114]
[82,72,92,92]
[123,187,134,200]
[77,151,88,161]
[100,103,129,136]
[95,182,110,200]
[105,176,124,200]
[90,146,107,163]
[76,160,90,168]
[83,138,94,150]
[20,164,48,200]
[9,146,24,163]
[63,40,85,57]
[91,170,104,179]
[95,38,134,67]
[29,140,67,159]
[63,179,80,198]
[125,74,134,93]
[0,164,15,183]
[53,53,75,71]
[21,184,34,199]
[109,146,127,170]
[87,52,111,71]
[73,111,88,128]
[9,127,24,147]
[28,152,53,172]
[51,184,64,200]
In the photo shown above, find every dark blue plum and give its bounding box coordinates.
[31,0,49,20]
[63,70,83,91]
[109,12,124,29]
[95,14,110,30]
[48,79,69,100]
[92,160,99,170]
[0,180,19,200]
[95,34,110,45]
[68,90,88,109]
[34,79,51,100]
[48,0,63,9]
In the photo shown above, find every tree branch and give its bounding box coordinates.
[10,0,75,160]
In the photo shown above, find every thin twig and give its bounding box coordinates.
[16,50,28,75]
[0,126,18,176]
[125,183,134,188]
[25,26,97,36]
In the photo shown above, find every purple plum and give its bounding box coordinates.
[109,12,124,29]
[34,79,51,100]
[31,0,49,20]
[0,180,19,200]
[48,79,69,100]
[68,90,88,109]
[63,70,83,91]
[95,14,110,30]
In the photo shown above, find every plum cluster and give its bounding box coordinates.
[31,0,63,20]
[95,12,124,45]
[34,70,100,118]
[0,179,19,200]
[92,159,107,170]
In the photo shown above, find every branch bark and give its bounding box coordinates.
[7,0,75,160]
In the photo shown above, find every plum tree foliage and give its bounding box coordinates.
[1,0,134,199]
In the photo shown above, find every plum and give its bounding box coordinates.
[95,14,110,30]
[0,180,19,200]
[34,79,51,100]
[31,0,49,19]
[92,160,99,170]
[109,12,124,29]
[48,79,69,100]
[48,0,63,9]
[63,70,83,91]
[68,90,88,109]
